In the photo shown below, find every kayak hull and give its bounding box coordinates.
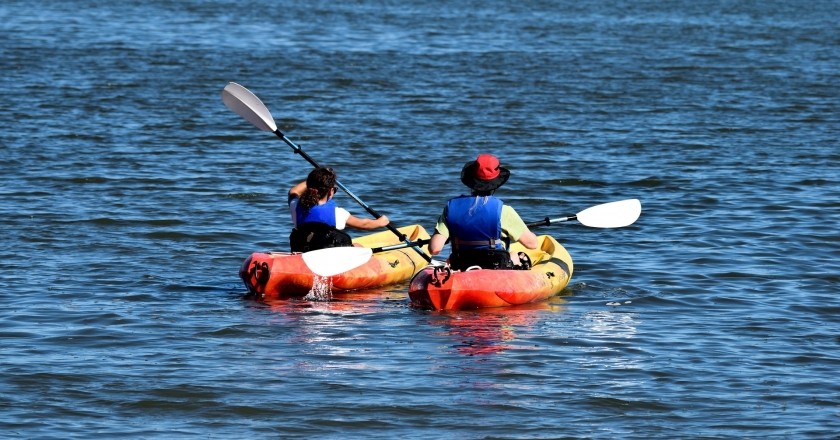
[408,235,573,310]
[240,225,431,299]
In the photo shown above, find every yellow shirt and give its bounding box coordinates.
[434,203,529,249]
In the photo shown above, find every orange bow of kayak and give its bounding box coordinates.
[408,235,573,310]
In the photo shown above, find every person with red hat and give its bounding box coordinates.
[428,154,538,271]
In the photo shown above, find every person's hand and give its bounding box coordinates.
[376,215,390,228]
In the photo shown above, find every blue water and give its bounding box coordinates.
[2,0,839,438]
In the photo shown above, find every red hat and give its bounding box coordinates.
[460,154,510,192]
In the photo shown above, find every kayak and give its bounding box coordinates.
[240,225,431,299]
[408,235,573,310]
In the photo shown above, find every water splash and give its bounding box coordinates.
[304,275,334,301]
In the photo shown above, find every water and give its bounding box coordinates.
[2,0,839,438]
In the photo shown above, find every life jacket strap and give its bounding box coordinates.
[451,237,505,249]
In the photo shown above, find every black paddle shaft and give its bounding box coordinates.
[526,215,577,229]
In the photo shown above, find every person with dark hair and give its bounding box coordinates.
[428,154,538,271]
[288,167,389,252]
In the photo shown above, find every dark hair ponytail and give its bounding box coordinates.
[299,167,337,212]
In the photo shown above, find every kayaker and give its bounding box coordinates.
[288,167,390,252]
[429,154,538,271]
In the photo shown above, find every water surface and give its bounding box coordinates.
[1,0,838,438]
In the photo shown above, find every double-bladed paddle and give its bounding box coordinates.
[221,82,432,264]
[301,199,641,276]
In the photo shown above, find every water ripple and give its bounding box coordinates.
[2,0,840,438]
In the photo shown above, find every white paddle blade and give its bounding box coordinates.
[221,82,278,132]
[301,247,373,277]
[576,199,641,228]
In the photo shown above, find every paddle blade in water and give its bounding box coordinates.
[301,247,374,277]
[221,82,278,132]
[576,199,641,228]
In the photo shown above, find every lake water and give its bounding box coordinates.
[2,0,839,438]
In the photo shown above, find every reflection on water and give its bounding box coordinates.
[582,309,638,340]
[246,293,393,375]
[253,290,388,315]
[431,300,568,356]
[577,308,642,375]
[253,291,573,358]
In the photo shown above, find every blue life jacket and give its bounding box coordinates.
[295,199,338,227]
[289,199,351,252]
[446,195,506,251]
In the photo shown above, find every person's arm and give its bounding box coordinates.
[428,210,449,255]
[345,214,389,230]
[517,229,539,249]
[429,232,448,255]
[502,205,539,249]
[288,180,307,199]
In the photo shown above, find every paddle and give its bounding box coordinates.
[221,81,432,263]
[301,199,641,276]
[526,198,641,229]
[301,239,434,277]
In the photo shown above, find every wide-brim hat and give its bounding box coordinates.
[460,153,510,192]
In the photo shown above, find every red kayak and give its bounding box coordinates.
[240,225,431,299]
[408,235,573,310]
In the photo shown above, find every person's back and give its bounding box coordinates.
[288,167,389,252]
[445,194,511,270]
[429,154,538,270]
